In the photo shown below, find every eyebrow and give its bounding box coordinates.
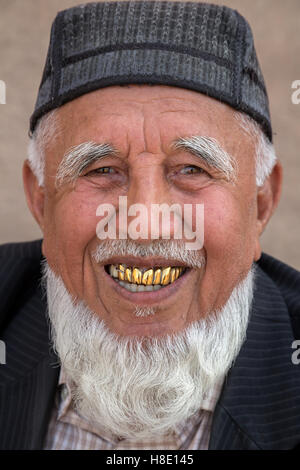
[55,135,236,188]
[172,136,237,182]
[55,142,117,188]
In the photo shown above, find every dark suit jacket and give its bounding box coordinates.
[0,239,299,450]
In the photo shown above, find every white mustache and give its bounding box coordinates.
[91,239,206,269]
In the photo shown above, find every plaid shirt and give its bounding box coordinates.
[44,369,224,450]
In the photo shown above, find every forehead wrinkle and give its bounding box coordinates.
[159,109,197,115]
[55,141,118,188]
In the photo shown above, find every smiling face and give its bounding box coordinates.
[23,84,282,338]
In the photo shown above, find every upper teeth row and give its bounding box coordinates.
[108,264,185,285]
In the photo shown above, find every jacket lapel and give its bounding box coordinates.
[0,241,60,449]
[209,265,300,449]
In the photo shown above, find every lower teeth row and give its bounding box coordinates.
[117,280,163,292]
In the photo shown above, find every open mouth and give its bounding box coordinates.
[105,264,187,292]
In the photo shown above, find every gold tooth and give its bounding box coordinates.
[178,267,185,277]
[132,268,142,285]
[142,269,154,285]
[153,268,162,285]
[170,268,176,284]
[147,269,154,285]
[161,267,171,285]
[113,264,185,285]
[125,267,132,283]
[118,264,125,281]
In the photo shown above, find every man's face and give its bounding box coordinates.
[28,85,268,337]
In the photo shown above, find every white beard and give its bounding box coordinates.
[43,262,255,441]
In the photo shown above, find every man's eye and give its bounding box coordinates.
[88,167,115,175]
[179,165,205,175]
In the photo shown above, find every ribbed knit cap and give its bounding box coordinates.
[30,1,272,141]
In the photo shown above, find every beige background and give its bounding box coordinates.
[0,0,299,268]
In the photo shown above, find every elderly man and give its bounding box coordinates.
[0,1,299,451]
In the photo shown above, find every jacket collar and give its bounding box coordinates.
[209,265,300,449]
[0,242,60,449]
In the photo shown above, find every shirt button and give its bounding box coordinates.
[61,385,68,401]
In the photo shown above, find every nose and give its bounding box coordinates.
[118,154,181,242]
[128,155,166,205]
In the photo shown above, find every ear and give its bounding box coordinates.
[254,161,283,261]
[23,159,45,232]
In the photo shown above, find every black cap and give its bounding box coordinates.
[30,1,272,141]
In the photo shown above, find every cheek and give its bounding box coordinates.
[42,187,103,278]
[203,189,256,268]
[193,189,257,313]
